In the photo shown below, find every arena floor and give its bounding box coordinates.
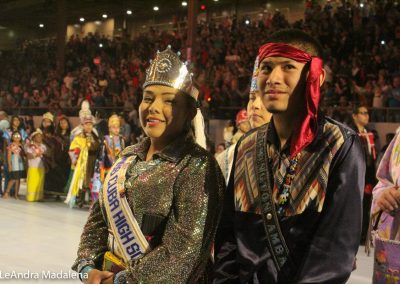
[0,183,373,284]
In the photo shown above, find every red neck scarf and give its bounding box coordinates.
[258,42,323,158]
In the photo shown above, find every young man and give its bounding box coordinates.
[350,105,377,243]
[214,29,365,283]
[216,57,272,184]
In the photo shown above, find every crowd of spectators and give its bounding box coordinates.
[0,0,399,124]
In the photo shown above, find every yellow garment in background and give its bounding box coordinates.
[65,135,89,205]
[26,167,45,202]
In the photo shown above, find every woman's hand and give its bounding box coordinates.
[376,187,400,213]
[83,269,113,284]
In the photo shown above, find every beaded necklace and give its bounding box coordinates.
[273,152,301,216]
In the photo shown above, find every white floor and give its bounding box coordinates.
[0,183,373,284]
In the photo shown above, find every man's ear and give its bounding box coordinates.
[319,68,326,87]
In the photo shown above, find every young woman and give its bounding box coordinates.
[3,131,26,199]
[3,116,28,144]
[54,115,72,193]
[2,116,28,191]
[40,112,62,193]
[25,129,47,202]
[72,47,225,284]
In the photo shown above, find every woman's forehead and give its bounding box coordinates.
[144,85,178,95]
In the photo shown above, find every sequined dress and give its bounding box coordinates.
[72,134,225,283]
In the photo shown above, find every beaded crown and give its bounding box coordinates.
[250,56,259,93]
[143,46,198,99]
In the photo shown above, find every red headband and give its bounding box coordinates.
[258,42,323,158]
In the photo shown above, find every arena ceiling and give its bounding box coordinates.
[0,0,267,30]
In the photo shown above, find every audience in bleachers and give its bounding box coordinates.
[0,1,398,123]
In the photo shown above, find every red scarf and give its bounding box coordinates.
[258,43,323,158]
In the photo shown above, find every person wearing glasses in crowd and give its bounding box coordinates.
[350,105,378,244]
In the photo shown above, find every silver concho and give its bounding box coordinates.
[156,58,172,73]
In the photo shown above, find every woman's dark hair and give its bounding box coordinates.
[55,117,71,136]
[40,121,55,135]
[169,90,198,136]
[10,115,23,131]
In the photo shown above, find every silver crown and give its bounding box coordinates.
[143,46,198,99]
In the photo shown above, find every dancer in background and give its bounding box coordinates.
[91,114,125,203]
[2,131,26,199]
[65,106,100,208]
[369,127,400,283]
[100,114,125,181]
[25,129,47,202]
[2,116,28,194]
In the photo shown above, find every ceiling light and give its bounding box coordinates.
[95,21,101,25]
[102,14,108,19]
[182,1,187,6]
[80,17,85,22]
[39,24,44,28]
[153,6,159,11]
[99,43,103,48]
[126,10,132,15]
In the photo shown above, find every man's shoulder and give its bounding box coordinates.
[237,123,268,146]
[321,116,357,143]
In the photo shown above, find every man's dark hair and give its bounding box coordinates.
[266,29,324,58]
[352,104,367,115]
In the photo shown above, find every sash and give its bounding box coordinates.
[103,155,149,263]
[255,124,291,271]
